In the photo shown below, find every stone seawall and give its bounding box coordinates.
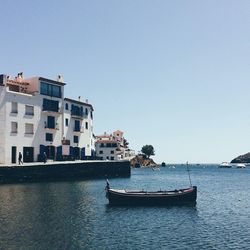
[0,160,131,184]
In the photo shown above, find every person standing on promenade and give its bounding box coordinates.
[43,152,47,163]
[18,152,23,165]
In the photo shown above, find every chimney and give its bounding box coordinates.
[0,74,6,85]
[57,75,64,82]
[78,96,81,101]
[17,72,23,79]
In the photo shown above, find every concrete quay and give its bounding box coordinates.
[0,160,131,184]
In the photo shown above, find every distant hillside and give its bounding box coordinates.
[130,155,157,167]
[231,152,250,163]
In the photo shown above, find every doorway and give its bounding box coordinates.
[74,147,80,160]
[46,145,55,160]
[11,146,17,164]
[23,147,34,162]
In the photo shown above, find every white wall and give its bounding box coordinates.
[0,86,6,163]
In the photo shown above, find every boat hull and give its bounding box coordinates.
[106,186,197,206]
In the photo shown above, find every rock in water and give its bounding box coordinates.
[130,155,157,167]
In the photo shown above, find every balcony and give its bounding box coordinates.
[44,122,59,130]
[71,110,85,119]
[73,128,84,133]
[42,99,61,115]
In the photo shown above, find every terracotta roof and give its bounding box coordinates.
[96,140,118,143]
[96,135,111,138]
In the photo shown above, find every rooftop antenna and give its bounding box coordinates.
[186,161,192,187]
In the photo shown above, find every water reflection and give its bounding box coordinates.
[0,166,249,249]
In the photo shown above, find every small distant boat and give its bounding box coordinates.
[219,162,232,168]
[169,165,175,169]
[236,163,246,168]
[152,167,160,171]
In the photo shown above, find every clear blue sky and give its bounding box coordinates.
[1,0,249,163]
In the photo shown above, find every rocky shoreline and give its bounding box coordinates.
[130,155,157,167]
[231,152,250,163]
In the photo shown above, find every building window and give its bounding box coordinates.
[74,120,80,132]
[71,104,83,117]
[74,136,79,143]
[85,108,88,116]
[46,133,53,142]
[110,150,114,154]
[85,122,88,130]
[91,111,93,120]
[65,118,69,127]
[46,116,55,129]
[43,98,59,112]
[11,122,18,133]
[111,156,114,160]
[25,105,34,116]
[106,156,109,160]
[99,150,103,154]
[11,102,18,114]
[25,123,34,134]
[40,81,61,98]
[65,103,68,110]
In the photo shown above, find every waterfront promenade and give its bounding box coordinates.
[0,160,131,184]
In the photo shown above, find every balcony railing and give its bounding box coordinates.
[43,105,59,113]
[71,110,85,118]
[73,128,84,133]
[44,122,59,130]
[43,99,60,113]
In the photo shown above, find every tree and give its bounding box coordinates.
[141,145,155,159]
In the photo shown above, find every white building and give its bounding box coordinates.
[0,73,94,164]
[63,97,94,160]
[95,130,135,161]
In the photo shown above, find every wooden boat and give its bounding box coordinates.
[105,181,197,206]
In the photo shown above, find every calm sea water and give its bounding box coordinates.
[0,165,250,250]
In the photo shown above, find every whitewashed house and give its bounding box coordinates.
[95,130,135,161]
[0,73,94,164]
